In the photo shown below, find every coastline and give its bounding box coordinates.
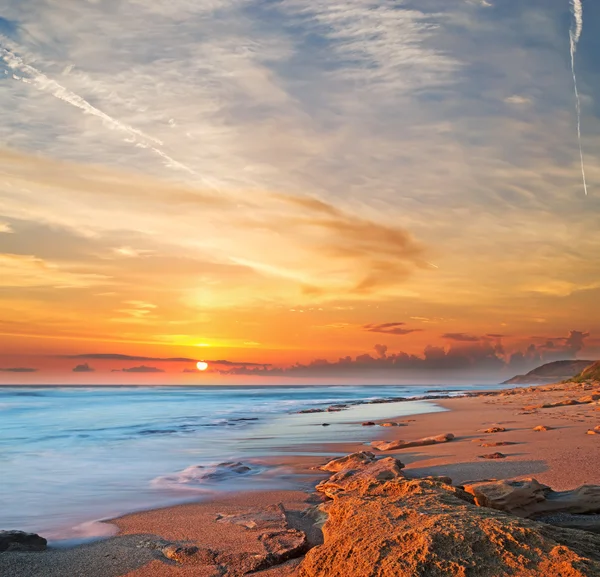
[3,379,600,576]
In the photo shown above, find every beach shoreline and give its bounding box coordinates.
[3,379,600,576]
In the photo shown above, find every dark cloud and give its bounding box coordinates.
[364,322,422,336]
[119,365,165,373]
[442,333,480,342]
[0,367,38,372]
[63,353,269,366]
[72,363,94,372]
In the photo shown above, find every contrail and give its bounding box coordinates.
[569,0,588,195]
[0,43,196,175]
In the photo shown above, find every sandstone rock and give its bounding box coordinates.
[299,475,600,577]
[319,451,376,473]
[216,504,286,530]
[587,429,597,435]
[379,422,400,427]
[533,425,554,431]
[371,433,454,451]
[0,530,47,552]
[162,544,200,563]
[480,441,516,447]
[259,529,309,562]
[316,457,405,499]
[463,478,600,518]
[480,426,506,433]
[478,452,506,459]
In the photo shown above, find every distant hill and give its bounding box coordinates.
[568,360,600,383]
[503,360,595,385]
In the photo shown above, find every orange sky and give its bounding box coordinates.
[1,150,598,384]
[1,0,600,384]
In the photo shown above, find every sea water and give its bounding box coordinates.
[0,384,485,542]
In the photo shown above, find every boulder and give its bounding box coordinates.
[299,475,600,577]
[371,433,454,451]
[319,451,376,473]
[316,457,405,499]
[463,479,600,518]
[533,425,553,431]
[259,529,309,563]
[0,530,47,552]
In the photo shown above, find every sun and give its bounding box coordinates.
[196,361,209,371]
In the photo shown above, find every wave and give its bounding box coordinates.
[151,461,265,491]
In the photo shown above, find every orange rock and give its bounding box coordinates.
[371,433,454,451]
[480,426,506,433]
[300,475,600,577]
[533,425,554,431]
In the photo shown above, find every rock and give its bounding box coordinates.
[379,422,400,427]
[533,425,554,431]
[319,451,376,473]
[587,429,597,435]
[371,433,454,451]
[578,394,600,403]
[216,504,286,530]
[480,441,516,447]
[259,529,309,563]
[316,457,405,499]
[463,478,600,518]
[480,426,506,433]
[361,422,375,426]
[299,473,600,577]
[321,423,330,427]
[478,452,507,459]
[162,544,200,563]
[298,408,326,414]
[0,530,47,552]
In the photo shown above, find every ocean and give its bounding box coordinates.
[0,384,489,542]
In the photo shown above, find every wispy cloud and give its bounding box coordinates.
[364,322,422,336]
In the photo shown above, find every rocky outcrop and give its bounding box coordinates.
[300,460,600,577]
[371,433,454,451]
[318,452,376,473]
[316,457,405,499]
[0,531,47,553]
[463,479,600,518]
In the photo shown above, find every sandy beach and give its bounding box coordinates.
[3,380,600,576]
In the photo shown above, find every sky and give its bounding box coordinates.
[0,0,599,384]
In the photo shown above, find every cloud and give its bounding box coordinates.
[119,365,165,373]
[72,363,94,372]
[63,353,270,366]
[0,222,14,233]
[442,333,480,342]
[364,322,422,336]
[0,367,38,372]
[219,330,594,378]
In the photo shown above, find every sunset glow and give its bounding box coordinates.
[0,1,598,385]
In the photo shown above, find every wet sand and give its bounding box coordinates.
[2,381,600,576]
